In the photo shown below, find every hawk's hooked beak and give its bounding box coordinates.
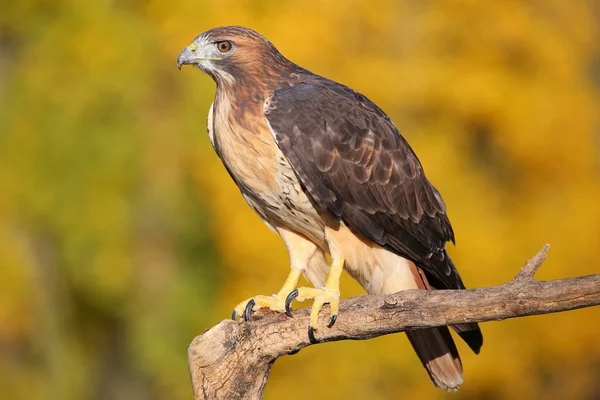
[177,43,222,70]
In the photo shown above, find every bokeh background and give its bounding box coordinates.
[2,0,600,399]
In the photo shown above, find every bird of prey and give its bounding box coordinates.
[178,26,482,390]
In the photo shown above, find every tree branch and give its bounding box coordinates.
[188,245,600,399]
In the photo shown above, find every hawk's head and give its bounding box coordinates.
[177,26,290,85]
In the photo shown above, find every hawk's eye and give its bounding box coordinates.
[216,40,232,53]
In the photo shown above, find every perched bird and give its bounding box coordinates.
[178,26,482,390]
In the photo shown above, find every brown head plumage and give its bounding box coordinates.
[177,26,295,88]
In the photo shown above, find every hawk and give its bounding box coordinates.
[178,26,482,390]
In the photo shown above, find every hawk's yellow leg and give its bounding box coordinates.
[285,258,344,342]
[232,268,302,321]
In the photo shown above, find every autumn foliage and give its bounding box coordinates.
[1,1,599,399]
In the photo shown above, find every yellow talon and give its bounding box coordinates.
[232,268,302,321]
[287,258,344,341]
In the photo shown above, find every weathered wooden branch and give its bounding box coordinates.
[188,245,600,399]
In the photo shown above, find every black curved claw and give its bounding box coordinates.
[285,289,299,317]
[231,309,238,320]
[308,325,318,344]
[244,299,256,322]
[327,314,337,328]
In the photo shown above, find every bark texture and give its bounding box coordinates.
[188,245,600,399]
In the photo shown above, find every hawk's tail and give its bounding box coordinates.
[369,249,466,391]
[405,327,463,390]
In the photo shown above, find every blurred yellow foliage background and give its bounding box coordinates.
[1,1,599,399]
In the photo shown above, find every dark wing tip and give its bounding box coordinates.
[456,327,483,355]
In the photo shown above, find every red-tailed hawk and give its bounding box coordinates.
[178,26,482,390]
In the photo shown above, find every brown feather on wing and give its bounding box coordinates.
[264,80,483,353]
[265,80,483,354]
[265,81,459,288]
